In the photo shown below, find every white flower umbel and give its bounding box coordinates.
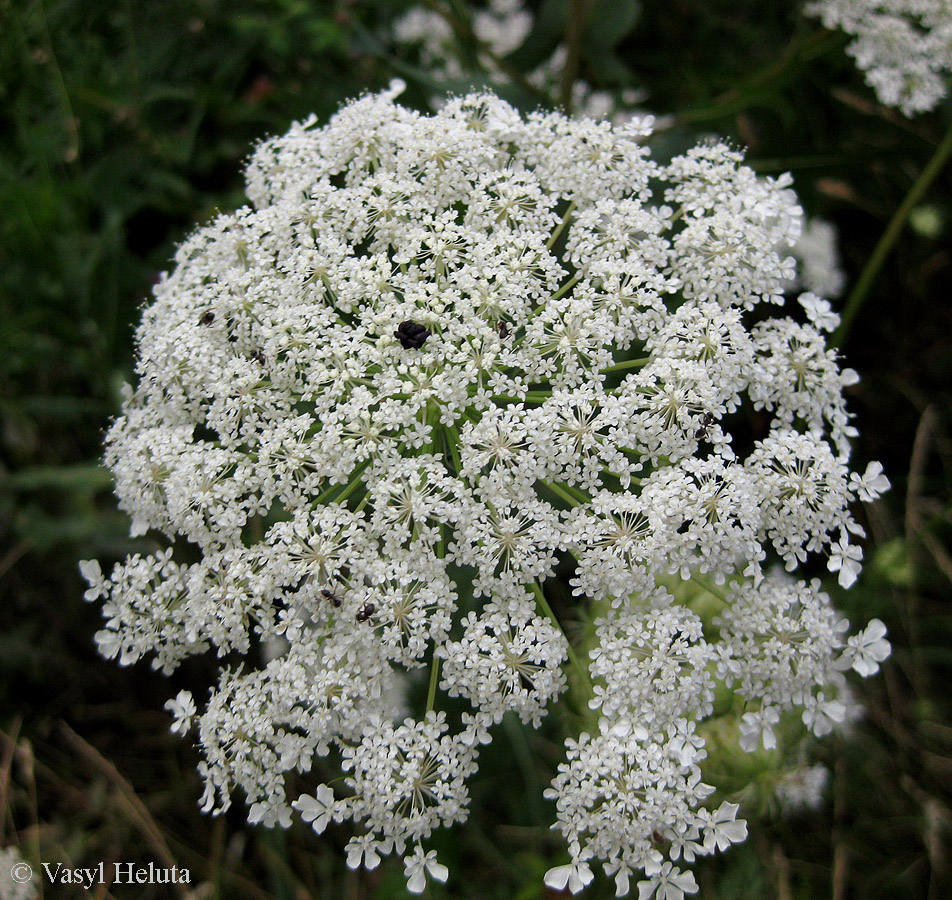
[83,87,889,895]
[393,0,532,85]
[806,0,952,116]
[793,219,846,300]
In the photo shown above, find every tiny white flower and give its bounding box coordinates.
[843,618,891,677]
[829,538,863,588]
[739,708,780,752]
[346,839,382,872]
[293,785,336,834]
[852,461,890,502]
[803,697,847,737]
[94,628,122,661]
[164,690,196,735]
[798,292,840,332]
[79,559,107,601]
[637,862,698,900]
[544,862,595,895]
[248,800,291,828]
[274,608,303,641]
[701,802,748,853]
[405,847,449,894]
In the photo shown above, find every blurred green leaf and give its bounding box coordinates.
[3,463,112,492]
[871,537,914,587]
[584,0,639,51]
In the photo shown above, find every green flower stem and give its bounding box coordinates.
[531,581,593,700]
[523,391,554,403]
[334,471,368,506]
[530,484,595,703]
[426,652,441,714]
[547,201,577,250]
[600,356,650,374]
[542,479,590,507]
[540,480,578,508]
[550,272,582,302]
[491,391,553,404]
[832,115,952,347]
[689,574,731,605]
[426,517,450,716]
[443,423,464,476]
[314,460,370,506]
[425,401,441,456]
[560,0,593,113]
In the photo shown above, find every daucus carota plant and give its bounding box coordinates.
[82,84,891,897]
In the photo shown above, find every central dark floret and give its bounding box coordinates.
[394,320,430,349]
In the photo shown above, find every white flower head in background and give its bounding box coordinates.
[393,0,649,124]
[794,219,846,300]
[806,0,952,116]
[775,763,831,811]
[82,86,888,896]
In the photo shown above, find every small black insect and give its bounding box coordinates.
[199,311,215,326]
[250,349,266,366]
[355,601,376,623]
[394,320,430,349]
[695,412,715,441]
[496,321,510,340]
[320,588,342,608]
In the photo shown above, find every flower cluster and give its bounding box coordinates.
[393,0,645,122]
[806,0,952,116]
[83,86,889,897]
[394,0,532,84]
[793,218,846,299]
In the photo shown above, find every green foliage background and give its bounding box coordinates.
[1,1,950,898]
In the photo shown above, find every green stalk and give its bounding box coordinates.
[689,574,731,605]
[314,459,370,506]
[832,116,952,347]
[547,201,577,250]
[531,581,593,700]
[443,422,464,476]
[560,0,593,113]
[425,516,450,715]
[542,479,589,508]
[550,272,582,302]
[333,471,367,505]
[600,356,650,375]
[426,653,441,714]
[490,390,553,405]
